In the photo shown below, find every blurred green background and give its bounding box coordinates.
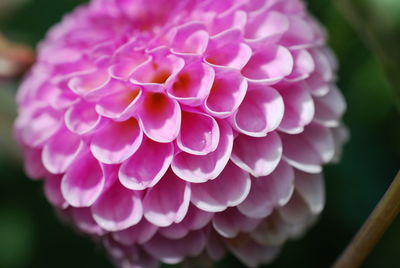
[0,0,399,267]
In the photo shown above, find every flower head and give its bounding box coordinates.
[15,0,347,267]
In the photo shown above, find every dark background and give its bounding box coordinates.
[0,0,399,267]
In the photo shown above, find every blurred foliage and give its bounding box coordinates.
[0,0,399,267]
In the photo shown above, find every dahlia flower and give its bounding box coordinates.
[15,0,347,267]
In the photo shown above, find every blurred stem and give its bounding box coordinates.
[332,170,400,268]
[334,0,400,111]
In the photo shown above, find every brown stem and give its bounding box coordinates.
[332,170,400,268]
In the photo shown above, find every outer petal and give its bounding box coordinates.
[143,230,206,264]
[295,170,325,214]
[278,83,315,134]
[241,45,293,84]
[44,175,67,208]
[238,161,295,219]
[119,138,174,190]
[112,219,158,246]
[205,69,247,118]
[212,208,261,238]
[138,92,181,143]
[143,171,191,227]
[91,118,143,164]
[231,132,282,177]
[191,161,251,212]
[171,120,233,183]
[92,181,143,231]
[176,110,220,155]
[70,207,106,236]
[42,128,83,174]
[245,11,289,44]
[313,85,346,127]
[167,62,214,106]
[231,84,284,137]
[65,100,101,135]
[61,151,105,207]
[170,22,209,56]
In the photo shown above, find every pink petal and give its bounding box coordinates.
[278,83,315,134]
[167,62,214,106]
[143,230,206,264]
[109,42,148,80]
[92,182,143,231]
[277,191,312,224]
[159,205,213,239]
[302,123,335,163]
[205,69,247,118]
[44,175,67,208]
[18,108,62,147]
[241,45,293,84]
[91,118,143,164]
[119,138,174,190]
[138,92,181,143]
[212,208,261,238]
[313,85,346,127]
[191,161,251,212]
[238,161,295,219]
[65,101,101,135]
[245,11,289,44]
[61,151,105,207]
[205,30,252,70]
[170,22,209,55]
[231,132,283,177]
[130,53,185,91]
[280,16,315,49]
[231,84,284,137]
[96,86,142,120]
[227,239,281,267]
[281,132,322,173]
[295,170,325,214]
[285,49,315,82]
[23,147,46,180]
[112,219,158,246]
[177,110,220,155]
[42,128,83,174]
[171,120,233,183]
[68,67,111,96]
[70,207,106,236]
[209,10,247,35]
[143,171,191,227]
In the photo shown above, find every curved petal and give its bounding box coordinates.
[205,69,247,118]
[159,205,213,239]
[95,86,142,120]
[92,181,143,231]
[177,111,220,155]
[205,30,252,70]
[278,83,315,134]
[61,151,105,207]
[42,128,83,174]
[65,101,101,135]
[138,92,181,143]
[302,123,335,163]
[212,208,261,238]
[295,170,325,214]
[231,132,282,177]
[245,11,289,44]
[119,138,174,190]
[231,84,284,137]
[281,132,322,173]
[112,219,158,246]
[170,22,209,56]
[238,161,295,219]
[68,67,111,96]
[143,171,191,227]
[91,118,143,164]
[227,238,281,267]
[23,147,46,180]
[191,161,251,212]
[143,230,206,265]
[171,120,233,183]
[70,207,106,236]
[285,49,315,82]
[313,85,346,127]
[167,62,214,106]
[44,175,67,208]
[241,45,293,84]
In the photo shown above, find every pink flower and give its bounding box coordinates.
[15,0,347,267]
